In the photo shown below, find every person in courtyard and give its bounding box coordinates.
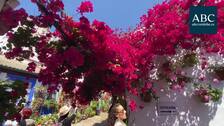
[107,103,127,126]
[18,108,35,126]
[58,105,77,126]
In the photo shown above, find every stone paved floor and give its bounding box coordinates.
[73,113,108,126]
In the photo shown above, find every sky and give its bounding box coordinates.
[18,0,163,30]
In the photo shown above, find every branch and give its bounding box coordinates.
[36,1,70,43]
[198,0,207,6]
[0,0,8,12]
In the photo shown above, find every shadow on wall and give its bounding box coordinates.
[128,81,224,126]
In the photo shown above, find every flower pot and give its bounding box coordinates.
[96,108,101,115]
[141,92,152,102]
[199,95,210,103]
[214,67,224,80]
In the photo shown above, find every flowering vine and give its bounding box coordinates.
[0,0,224,115]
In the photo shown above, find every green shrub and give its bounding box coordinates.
[34,114,58,125]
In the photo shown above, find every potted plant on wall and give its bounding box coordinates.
[209,88,222,102]
[181,53,198,67]
[194,84,222,103]
[44,99,55,109]
[212,66,224,80]
[140,90,153,102]
[140,82,158,102]
[40,99,58,115]
[195,87,210,103]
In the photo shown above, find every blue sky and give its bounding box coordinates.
[18,0,163,30]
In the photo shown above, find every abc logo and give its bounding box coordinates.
[190,6,217,34]
[192,14,215,23]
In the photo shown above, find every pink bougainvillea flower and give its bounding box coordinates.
[129,100,137,111]
[145,82,152,89]
[3,0,224,112]
[202,95,210,103]
[47,0,64,13]
[4,47,22,59]
[139,105,144,110]
[6,32,14,41]
[77,1,93,14]
[181,71,186,76]
[26,62,37,72]
[171,84,182,91]
[63,46,84,68]
[213,78,220,84]
[130,88,138,96]
[198,74,205,81]
[201,61,207,70]
[170,74,177,81]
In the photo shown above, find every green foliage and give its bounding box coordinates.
[194,83,222,103]
[31,98,44,113]
[43,99,58,112]
[209,88,222,102]
[182,53,198,67]
[31,85,47,114]
[90,101,98,110]
[0,80,27,121]
[83,106,96,117]
[75,98,111,123]
[4,22,39,60]
[100,99,110,112]
[35,85,48,98]
[34,114,58,125]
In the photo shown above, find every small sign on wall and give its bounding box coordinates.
[157,101,178,116]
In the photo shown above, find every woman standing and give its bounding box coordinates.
[57,105,76,126]
[107,103,127,126]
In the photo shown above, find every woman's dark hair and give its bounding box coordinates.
[107,103,122,126]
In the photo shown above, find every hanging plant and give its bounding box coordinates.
[157,61,173,81]
[182,53,198,67]
[195,87,210,103]
[140,91,152,102]
[213,66,224,80]
[194,84,222,103]
[209,88,222,102]
[139,82,158,102]
[163,70,192,91]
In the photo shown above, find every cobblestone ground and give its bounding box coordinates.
[73,112,108,126]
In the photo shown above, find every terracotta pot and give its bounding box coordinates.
[141,92,152,102]
[214,68,224,80]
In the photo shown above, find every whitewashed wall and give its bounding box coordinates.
[128,54,224,126]
[128,82,224,126]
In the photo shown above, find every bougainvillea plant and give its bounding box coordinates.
[1,0,224,115]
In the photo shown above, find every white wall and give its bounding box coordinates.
[128,73,224,126]
[128,84,224,126]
